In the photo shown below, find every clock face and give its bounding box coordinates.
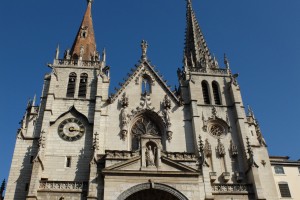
[58,118,85,141]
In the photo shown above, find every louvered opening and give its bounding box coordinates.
[66,73,77,98]
[202,81,210,104]
[78,73,88,98]
[279,183,291,197]
[212,81,221,105]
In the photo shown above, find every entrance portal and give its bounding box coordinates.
[125,189,179,200]
[117,183,188,200]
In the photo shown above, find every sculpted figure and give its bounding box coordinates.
[146,145,156,167]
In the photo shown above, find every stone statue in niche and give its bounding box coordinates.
[146,144,156,167]
[120,93,129,140]
[216,139,226,157]
[162,95,172,141]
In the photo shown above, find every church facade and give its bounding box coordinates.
[6,1,280,200]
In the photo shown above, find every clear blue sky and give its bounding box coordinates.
[1,0,300,183]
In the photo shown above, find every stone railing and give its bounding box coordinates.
[54,59,102,67]
[190,67,229,75]
[39,181,88,192]
[212,184,253,193]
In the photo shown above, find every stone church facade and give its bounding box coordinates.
[6,0,280,199]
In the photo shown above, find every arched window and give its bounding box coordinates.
[78,73,88,98]
[201,81,210,104]
[212,81,221,105]
[141,76,151,95]
[66,73,77,98]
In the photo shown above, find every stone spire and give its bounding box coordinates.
[184,0,212,69]
[70,0,97,61]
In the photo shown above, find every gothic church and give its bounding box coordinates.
[6,0,279,199]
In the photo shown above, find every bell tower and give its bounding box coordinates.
[6,1,109,199]
[177,0,278,199]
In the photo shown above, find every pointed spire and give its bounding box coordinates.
[184,0,212,69]
[32,94,36,107]
[70,0,97,61]
[55,44,60,59]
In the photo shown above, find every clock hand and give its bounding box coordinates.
[69,127,80,132]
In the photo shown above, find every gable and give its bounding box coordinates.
[102,155,199,176]
[108,61,181,105]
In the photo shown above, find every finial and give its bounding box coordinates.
[141,40,148,61]
[87,0,93,4]
[187,0,192,6]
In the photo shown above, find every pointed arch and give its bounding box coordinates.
[201,81,210,104]
[52,106,90,125]
[66,72,77,98]
[129,110,166,151]
[78,73,88,98]
[212,81,221,105]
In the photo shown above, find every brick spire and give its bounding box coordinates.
[184,0,213,69]
[70,0,97,61]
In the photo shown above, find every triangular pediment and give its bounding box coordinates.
[108,60,181,105]
[102,155,199,176]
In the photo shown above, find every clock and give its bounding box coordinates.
[58,118,85,141]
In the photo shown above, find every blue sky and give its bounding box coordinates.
[1,0,300,183]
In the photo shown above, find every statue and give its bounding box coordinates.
[64,49,71,60]
[146,145,156,167]
[141,40,148,61]
[80,46,84,58]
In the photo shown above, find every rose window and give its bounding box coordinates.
[209,124,225,138]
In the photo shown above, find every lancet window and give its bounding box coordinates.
[212,81,221,105]
[201,81,210,104]
[141,75,151,95]
[66,73,77,98]
[78,73,88,98]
